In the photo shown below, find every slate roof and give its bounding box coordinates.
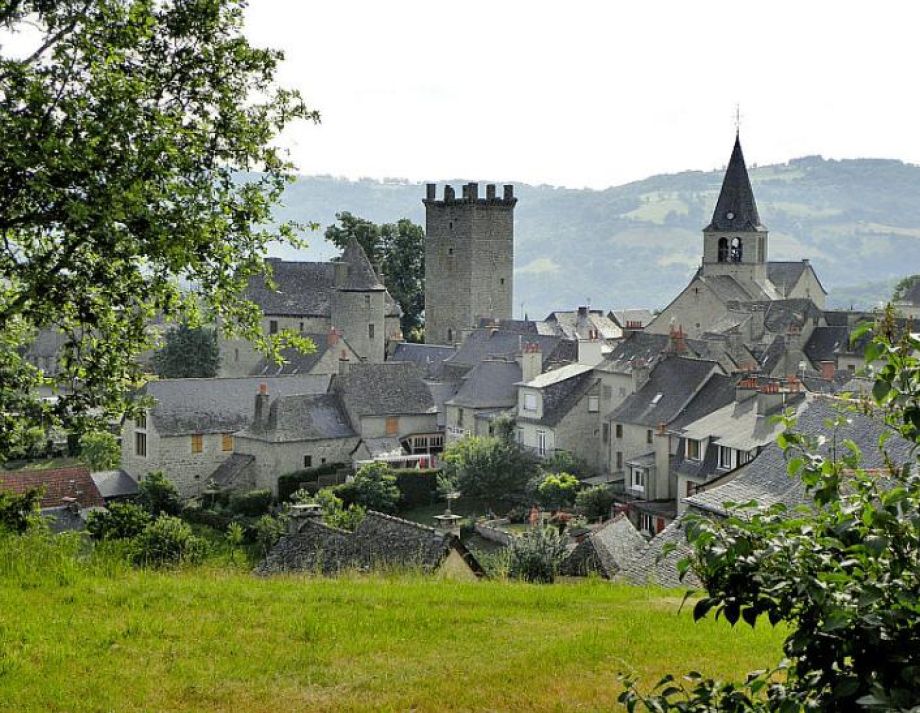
[338,237,385,291]
[684,397,916,516]
[255,510,483,576]
[803,325,850,366]
[388,343,457,380]
[447,359,522,410]
[250,336,353,376]
[0,466,104,509]
[446,329,577,371]
[333,362,435,420]
[521,368,599,428]
[242,393,355,443]
[759,335,787,375]
[90,469,139,499]
[607,356,720,427]
[143,374,331,436]
[598,331,709,374]
[620,518,702,589]
[609,309,655,329]
[703,273,762,303]
[561,514,646,578]
[704,134,765,233]
[759,299,821,334]
[544,309,622,341]
[667,373,737,431]
[767,261,821,297]
[209,453,256,489]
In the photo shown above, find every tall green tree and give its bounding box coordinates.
[440,436,538,511]
[0,0,317,459]
[152,324,220,379]
[325,212,425,339]
[892,273,920,302]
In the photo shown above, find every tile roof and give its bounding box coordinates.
[447,359,522,410]
[144,374,332,436]
[767,262,808,296]
[388,342,458,380]
[333,362,435,420]
[619,518,702,589]
[607,356,720,427]
[684,397,916,516]
[544,309,622,340]
[242,393,355,443]
[255,510,483,576]
[525,369,599,428]
[803,326,850,366]
[704,134,765,233]
[446,329,577,371]
[561,514,646,578]
[0,466,104,509]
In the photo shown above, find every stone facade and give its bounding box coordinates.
[424,182,515,345]
[234,433,359,495]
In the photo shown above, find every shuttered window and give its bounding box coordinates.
[191,434,203,454]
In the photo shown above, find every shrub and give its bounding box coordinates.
[229,489,273,517]
[340,462,400,514]
[78,430,120,471]
[507,527,567,584]
[393,468,439,508]
[85,502,152,541]
[440,436,538,510]
[540,451,592,479]
[0,487,44,534]
[574,484,617,521]
[130,516,207,567]
[253,513,288,556]
[277,463,346,501]
[137,471,182,516]
[180,503,233,531]
[535,472,579,511]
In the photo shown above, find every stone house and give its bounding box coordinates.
[444,359,523,442]
[249,328,359,378]
[255,509,484,579]
[119,374,331,497]
[543,306,623,343]
[219,238,402,376]
[560,513,646,578]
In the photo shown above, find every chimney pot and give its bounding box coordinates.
[259,382,268,395]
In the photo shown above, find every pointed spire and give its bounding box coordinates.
[338,237,384,291]
[705,134,765,232]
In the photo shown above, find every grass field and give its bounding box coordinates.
[0,534,785,712]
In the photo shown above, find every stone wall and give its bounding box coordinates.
[331,288,386,363]
[646,277,731,339]
[234,435,360,495]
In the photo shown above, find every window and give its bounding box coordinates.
[303,455,312,468]
[447,328,453,343]
[385,416,399,436]
[646,429,653,444]
[602,385,612,401]
[269,320,278,335]
[717,237,729,263]
[191,434,203,454]
[523,393,537,411]
[738,448,756,466]
[639,513,654,533]
[686,439,701,461]
[134,432,147,458]
[448,247,453,255]
[136,412,147,429]
[616,451,623,470]
[537,430,547,457]
[364,295,371,308]
[222,434,234,452]
[368,323,375,340]
[650,393,662,405]
[234,348,239,362]
[321,458,327,465]
[615,424,623,439]
[848,363,856,372]
[730,237,743,262]
[500,278,505,285]
[631,468,646,492]
[718,445,732,469]
[457,408,463,427]
[602,423,609,444]
[588,396,599,413]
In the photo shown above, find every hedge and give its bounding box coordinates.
[277,463,348,501]
[229,489,274,517]
[394,469,440,508]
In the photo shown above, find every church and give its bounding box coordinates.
[646,134,827,341]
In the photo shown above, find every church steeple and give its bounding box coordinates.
[704,133,765,233]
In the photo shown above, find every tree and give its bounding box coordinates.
[337,462,400,514]
[152,324,220,379]
[892,273,920,302]
[85,501,151,541]
[0,1,317,460]
[136,471,182,517]
[535,472,579,511]
[131,515,207,568]
[440,436,537,511]
[574,484,616,521]
[621,321,920,711]
[78,430,120,471]
[324,213,425,338]
[0,487,43,533]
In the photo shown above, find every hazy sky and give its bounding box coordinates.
[248,1,918,189]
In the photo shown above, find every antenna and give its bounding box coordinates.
[734,103,741,136]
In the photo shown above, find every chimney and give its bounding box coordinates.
[425,183,436,201]
[338,355,350,376]
[503,184,514,201]
[288,502,322,534]
[631,359,650,391]
[735,375,758,403]
[327,327,340,348]
[669,324,687,354]
[519,342,542,383]
[577,338,603,367]
[253,383,270,432]
[756,382,785,416]
[820,360,836,381]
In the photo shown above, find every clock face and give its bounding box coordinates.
[726,211,735,220]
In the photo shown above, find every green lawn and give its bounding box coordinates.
[0,536,786,712]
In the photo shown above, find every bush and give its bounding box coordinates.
[78,430,120,471]
[535,472,579,511]
[137,471,182,516]
[339,462,400,514]
[85,502,152,541]
[393,468,439,508]
[277,463,347,501]
[540,451,592,479]
[181,503,233,531]
[507,527,567,584]
[253,513,289,555]
[130,516,207,567]
[229,489,273,517]
[0,487,44,534]
[440,436,538,510]
[574,484,617,521]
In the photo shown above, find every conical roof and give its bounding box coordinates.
[339,237,384,291]
[704,134,765,232]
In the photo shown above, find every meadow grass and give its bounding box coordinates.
[0,533,785,712]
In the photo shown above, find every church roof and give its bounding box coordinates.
[704,134,765,233]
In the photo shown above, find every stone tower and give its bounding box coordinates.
[701,134,773,295]
[423,182,516,345]
[331,236,386,363]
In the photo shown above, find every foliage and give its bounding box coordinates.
[393,468,439,508]
[77,430,120,471]
[130,516,207,568]
[309,487,366,531]
[253,513,288,556]
[85,502,152,541]
[623,323,920,710]
[337,462,400,514]
[136,471,182,517]
[440,436,538,511]
[152,324,221,379]
[891,273,920,302]
[0,0,317,459]
[540,450,592,479]
[324,212,425,337]
[507,526,568,584]
[225,522,245,565]
[535,472,580,511]
[0,487,43,533]
[574,484,617,521]
[229,489,273,517]
[276,462,346,501]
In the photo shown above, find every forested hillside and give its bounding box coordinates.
[268,156,920,317]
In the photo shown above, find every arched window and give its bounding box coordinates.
[730,237,743,262]
[717,237,729,262]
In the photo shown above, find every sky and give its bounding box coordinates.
[248,1,919,190]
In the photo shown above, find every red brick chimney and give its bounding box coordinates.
[820,361,836,381]
[327,327,340,347]
[669,324,687,354]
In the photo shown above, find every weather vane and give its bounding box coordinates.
[734,104,741,135]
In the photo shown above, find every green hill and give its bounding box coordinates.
[269,156,920,317]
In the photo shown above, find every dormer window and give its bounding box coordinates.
[686,438,701,461]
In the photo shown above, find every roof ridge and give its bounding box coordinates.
[364,509,445,534]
